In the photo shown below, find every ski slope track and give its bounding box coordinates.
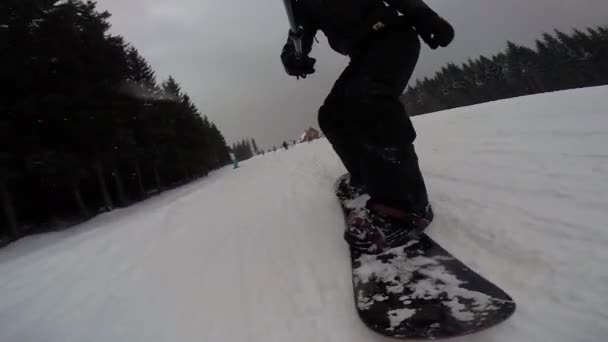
[1,86,607,341]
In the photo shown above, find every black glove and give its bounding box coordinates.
[281,44,316,79]
[411,9,454,49]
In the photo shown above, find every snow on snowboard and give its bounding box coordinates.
[335,174,516,339]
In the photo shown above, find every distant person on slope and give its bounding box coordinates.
[280,0,454,252]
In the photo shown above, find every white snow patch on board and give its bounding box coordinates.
[344,194,370,210]
[357,291,374,310]
[443,298,475,322]
[372,294,389,302]
[388,308,417,330]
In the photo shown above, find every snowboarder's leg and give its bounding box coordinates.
[318,65,364,186]
[344,25,429,214]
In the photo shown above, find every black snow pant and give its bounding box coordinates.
[318,24,429,213]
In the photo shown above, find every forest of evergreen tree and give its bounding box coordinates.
[2,2,607,245]
[402,26,608,116]
[232,138,258,162]
[1,0,233,242]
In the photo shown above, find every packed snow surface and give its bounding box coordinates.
[1,86,608,341]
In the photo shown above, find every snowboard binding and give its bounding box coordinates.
[336,174,434,254]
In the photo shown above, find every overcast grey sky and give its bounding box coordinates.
[97,0,608,149]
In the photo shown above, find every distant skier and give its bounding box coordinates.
[229,152,239,169]
[280,0,454,251]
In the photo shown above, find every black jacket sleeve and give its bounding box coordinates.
[383,0,433,17]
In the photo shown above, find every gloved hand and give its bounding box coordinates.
[281,44,316,79]
[411,8,454,49]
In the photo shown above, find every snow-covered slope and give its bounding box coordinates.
[1,86,607,342]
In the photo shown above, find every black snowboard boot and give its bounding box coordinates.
[344,202,434,254]
[335,173,365,202]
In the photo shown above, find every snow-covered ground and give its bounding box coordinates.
[1,86,607,342]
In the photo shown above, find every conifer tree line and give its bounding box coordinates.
[0,0,232,241]
[402,26,608,116]
[231,138,259,162]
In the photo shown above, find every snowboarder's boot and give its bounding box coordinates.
[335,174,365,202]
[344,203,433,254]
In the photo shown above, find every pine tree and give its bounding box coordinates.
[0,151,19,238]
[251,138,259,155]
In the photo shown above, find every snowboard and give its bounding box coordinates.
[335,174,516,339]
